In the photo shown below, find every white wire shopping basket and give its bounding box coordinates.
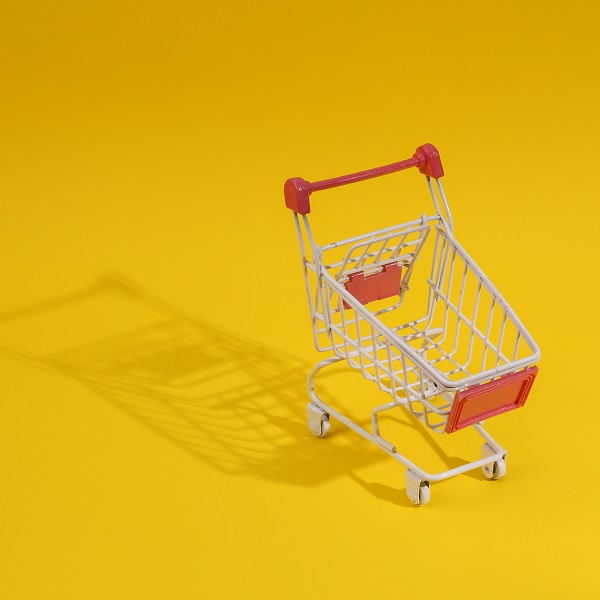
[284,144,540,505]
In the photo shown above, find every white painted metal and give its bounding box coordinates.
[307,401,330,437]
[296,175,540,504]
[406,470,431,506]
[482,443,507,479]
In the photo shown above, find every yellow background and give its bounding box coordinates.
[1,1,598,598]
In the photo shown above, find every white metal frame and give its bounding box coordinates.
[294,177,540,505]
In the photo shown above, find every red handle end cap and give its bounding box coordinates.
[414,144,444,179]
[284,177,312,214]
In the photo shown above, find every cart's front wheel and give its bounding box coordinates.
[483,457,507,480]
[405,470,431,506]
[307,402,330,438]
[414,483,431,506]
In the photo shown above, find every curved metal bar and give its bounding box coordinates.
[307,357,507,483]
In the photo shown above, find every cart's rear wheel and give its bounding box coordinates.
[307,402,330,438]
[316,416,330,438]
[483,457,507,480]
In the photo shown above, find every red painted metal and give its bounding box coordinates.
[445,366,539,434]
[414,143,444,179]
[284,144,444,214]
[283,177,312,215]
[343,263,402,309]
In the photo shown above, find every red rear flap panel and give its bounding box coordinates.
[445,367,539,433]
[343,263,402,309]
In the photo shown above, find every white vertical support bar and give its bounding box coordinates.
[481,297,496,373]
[436,179,454,232]
[496,311,508,367]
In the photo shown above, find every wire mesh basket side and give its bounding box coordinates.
[318,274,452,432]
[414,226,539,386]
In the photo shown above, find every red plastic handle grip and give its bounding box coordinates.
[284,143,444,214]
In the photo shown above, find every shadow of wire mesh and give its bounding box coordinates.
[0,276,386,486]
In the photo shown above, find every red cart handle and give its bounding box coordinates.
[284,143,444,215]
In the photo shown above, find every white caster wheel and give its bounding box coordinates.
[415,483,431,506]
[314,416,330,438]
[481,443,507,480]
[307,402,330,438]
[483,457,507,480]
[405,470,431,506]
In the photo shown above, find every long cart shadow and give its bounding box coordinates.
[0,275,482,502]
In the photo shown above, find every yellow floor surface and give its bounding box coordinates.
[1,2,598,598]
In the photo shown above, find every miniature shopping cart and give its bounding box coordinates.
[284,144,540,505]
